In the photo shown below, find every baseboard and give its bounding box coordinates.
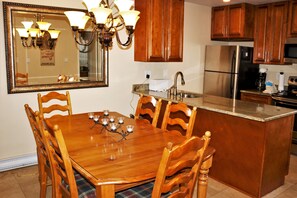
[0,153,38,172]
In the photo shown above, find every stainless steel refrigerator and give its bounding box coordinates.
[203,45,259,99]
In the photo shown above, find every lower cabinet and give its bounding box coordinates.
[240,92,272,105]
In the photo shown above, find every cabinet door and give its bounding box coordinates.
[288,0,297,37]
[166,0,184,62]
[228,4,244,38]
[253,5,270,63]
[267,2,288,64]
[134,0,183,62]
[134,0,149,61]
[149,0,166,61]
[211,6,228,39]
[241,92,272,105]
[134,0,165,62]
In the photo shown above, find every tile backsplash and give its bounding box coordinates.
[259,64,297,86]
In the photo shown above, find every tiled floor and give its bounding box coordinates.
[0,155,296,198]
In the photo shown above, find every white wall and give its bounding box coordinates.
[0,0,211,161]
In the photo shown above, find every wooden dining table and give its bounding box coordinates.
[47,112,215,198]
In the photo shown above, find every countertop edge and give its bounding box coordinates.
[132,88,297,122]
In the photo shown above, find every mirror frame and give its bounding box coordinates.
[3,1,109,94]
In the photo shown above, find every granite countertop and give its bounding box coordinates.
[132,85,297,122]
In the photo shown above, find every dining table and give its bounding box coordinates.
[47,111,215,198]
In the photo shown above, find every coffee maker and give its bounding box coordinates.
[256,68,267,91]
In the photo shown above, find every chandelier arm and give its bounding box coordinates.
[21,39,27,47]
[73,30,95,46]
[115,30,133,47]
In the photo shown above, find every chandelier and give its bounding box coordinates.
[64,0,140,49]
[16,14,60,49]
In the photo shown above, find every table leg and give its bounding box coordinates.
[96,184,115,198]
[198,156,213,198]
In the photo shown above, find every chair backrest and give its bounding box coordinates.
[135,94,162,127]
[24,104,51,196]
[151,132,211,198]
[16,72,28,85]
[161,101,197,139]
[41,119,79,198]
[38,91,72,118]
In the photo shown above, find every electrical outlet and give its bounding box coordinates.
[145,70,151,79]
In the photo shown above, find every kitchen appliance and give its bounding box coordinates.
[284,38,297,64]
[149,79,171,92]
[203,45,259,99]
[256,68,267,91]
[272,76,297,155]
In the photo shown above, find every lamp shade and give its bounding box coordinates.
[28,28,40,38]
[114,0,134,11]
[78,15,90,29]
[83,0,101,12]
[48,30,61,39]
[37,22,51,31]
[91,7,112,24]
[120,10,140,27]
[16,28,29,38]
[64,11,86,27]
[21,21,33,30]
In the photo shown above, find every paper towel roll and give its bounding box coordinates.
[278,72,285,92]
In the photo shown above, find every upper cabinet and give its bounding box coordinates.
[134,0,184,62]
[253,2,288,64]
[288,0,297,37]
[211,3,255,41]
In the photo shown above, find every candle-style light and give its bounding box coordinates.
[89,112,133,141]
[16,14,60,49]
[64,0,140,49]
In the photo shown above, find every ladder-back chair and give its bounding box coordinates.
[24,104,51,197]
[41,120,96,198]
[38,91,72,118]
[135,94,162,127]
[16,72,28,85]
[116,132,212,198]
[161,101,197,139]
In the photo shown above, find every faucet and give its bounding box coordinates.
[168,71,185,96]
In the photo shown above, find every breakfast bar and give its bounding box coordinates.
[133,86,297,198]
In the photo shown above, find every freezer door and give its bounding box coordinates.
[205,45,239,73]
[203,71,238,98]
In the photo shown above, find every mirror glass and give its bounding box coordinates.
[3,2,108,94]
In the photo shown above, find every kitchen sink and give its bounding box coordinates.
[178,91,202,98]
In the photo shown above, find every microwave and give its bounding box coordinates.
[284,38,297,63]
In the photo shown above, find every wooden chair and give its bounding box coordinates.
[135,94,162,127]
[24,104,51,198]
[116,131,212,198]
[161,101,197,139]
[41,120,96,198]
[38,91,72,118]
[16,72,28,85]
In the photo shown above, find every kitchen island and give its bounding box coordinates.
[133,86,297,198]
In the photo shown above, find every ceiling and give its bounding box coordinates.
[186,0,284,7]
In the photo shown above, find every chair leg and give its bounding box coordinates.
[198,156,213,198]
[39,164,48,198]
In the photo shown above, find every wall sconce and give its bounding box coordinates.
[64,0,140,49]
[16,14,60,49]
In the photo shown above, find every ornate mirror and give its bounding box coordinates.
[3,1,108,94]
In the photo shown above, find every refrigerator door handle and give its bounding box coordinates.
[230,51,236,97]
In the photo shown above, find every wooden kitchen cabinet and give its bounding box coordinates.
[253,2,288,64]
[288,0,297,37]
[240,92,272,105]
[134,0,184,62]
[211,3,255,40]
